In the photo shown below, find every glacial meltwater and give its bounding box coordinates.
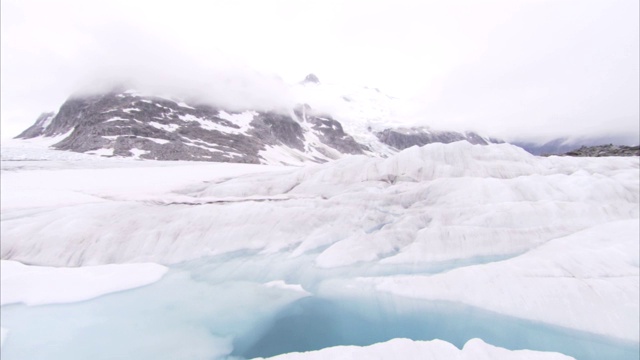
[1,253,638,360]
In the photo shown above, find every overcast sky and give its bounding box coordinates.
[1,0,638,143]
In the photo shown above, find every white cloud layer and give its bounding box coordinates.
[1,0,638,143]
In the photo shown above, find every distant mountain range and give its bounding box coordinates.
[14,75,500,164]
[13,74,638,162]
[512,136,639,156]
[15,90,368,164]
[560,144,640,157]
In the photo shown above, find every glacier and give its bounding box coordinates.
[0,260,168,306]
[1,140,638,359]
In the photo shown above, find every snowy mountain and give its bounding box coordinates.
[15,89,366,165]
[291,75,501,153]
[562,144,640,157]
[513,135,640,156]
[13,76,502,164]
[375,127,502,150]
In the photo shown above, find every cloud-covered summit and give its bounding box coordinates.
[2,0,638,144]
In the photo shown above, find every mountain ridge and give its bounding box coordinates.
[15,86,502,164]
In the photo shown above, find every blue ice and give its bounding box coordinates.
[1,253,638,360]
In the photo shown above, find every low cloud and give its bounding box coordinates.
[67,23,296,112]
[2,0,638,144]
[400,1,639,144]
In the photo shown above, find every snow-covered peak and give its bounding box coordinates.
[301,73,320,84]
[11,80,510,164]
[293,79,404,128]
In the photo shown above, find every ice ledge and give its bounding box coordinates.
[255,337,574,360]
[0,260,168,306]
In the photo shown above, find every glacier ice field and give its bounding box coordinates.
[1,141,639,360]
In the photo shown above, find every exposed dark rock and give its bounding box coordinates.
[561,144,640,157]
[15,89,514,164]
[307,116,366,155]
[15,112,56,138]
[249,112,306,151]
[15,90,367,164]
[376,127,494,150]
[513,135,639,155]
[302,73,320,84]
[292,105,366,156]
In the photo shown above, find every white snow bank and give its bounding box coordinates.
[179,112,255,135]
[176,101,195,109]
[256,338,574,360]
[149,121,180,132]
[365,220,639,342]
[0,260,168,306]
[0,131,72,150]
[85,148,114,156]
[130,148,150,159]
[217,110,255,132]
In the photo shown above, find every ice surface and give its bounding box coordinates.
[3,255,634,359]
[363,219,640,342]
[1,141,638,359]
[0,328,7,348]
[4,142,636,267]
[1,268,310,360]
[255,337,575,360]
[1,152,288,211]
[0,260,168,306]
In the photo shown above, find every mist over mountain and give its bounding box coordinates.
[513,135,640,156]
[12,76,514,164]
[12,72,639,163]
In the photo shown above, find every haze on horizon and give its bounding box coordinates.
[1,0,638,144]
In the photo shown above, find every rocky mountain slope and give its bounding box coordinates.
[513,136,640,156]
[562,144,640,157]
[15,89,367,165]
[375,127,502,150]
[14,78,500,164]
